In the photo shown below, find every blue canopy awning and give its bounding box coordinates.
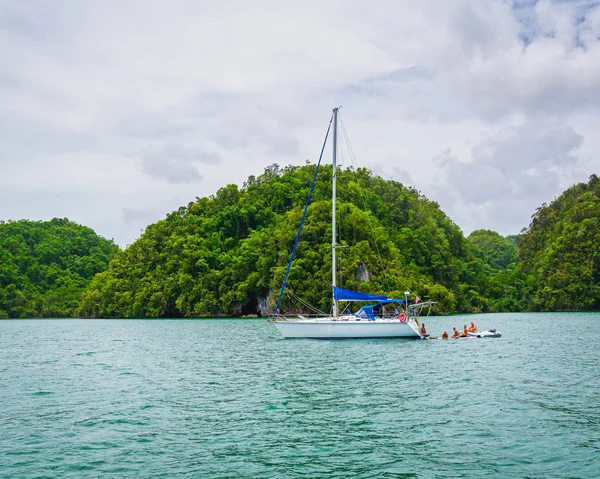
[333,287,389,302]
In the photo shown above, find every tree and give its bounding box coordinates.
[81,165,472,317]
[0,219,119,317]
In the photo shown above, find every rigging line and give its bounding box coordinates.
[336,130,345,289]
[286,289,326,315]
[273,113,334,316]
[339,116,360,170]
[288,291,327,315]
[340,117,391,294]
[339,114,393,294]
[340,302,353,315]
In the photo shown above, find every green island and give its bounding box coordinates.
[0,218,118,318]
[1,167,598,318]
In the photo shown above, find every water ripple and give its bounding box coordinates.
[0,314,599,478]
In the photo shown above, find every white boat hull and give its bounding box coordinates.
[272,318,421,339]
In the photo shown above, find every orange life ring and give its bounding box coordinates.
[398,312,407,322]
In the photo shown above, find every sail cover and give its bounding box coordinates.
[333,287,389,302]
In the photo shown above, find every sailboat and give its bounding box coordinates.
[270,107,435,339]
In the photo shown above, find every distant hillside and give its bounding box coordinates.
[517,175,600,311]
[0,218,119,318]
[462,230,520,313]
[467,230,517,271]
[4,172,597,319]
[80,164,478,318]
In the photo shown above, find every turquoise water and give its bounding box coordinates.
[1,313,599,478]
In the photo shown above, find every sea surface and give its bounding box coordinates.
[1,313,599,478]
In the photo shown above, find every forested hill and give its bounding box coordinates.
[0,219,119,318]
[80,164,477,318]
[3,171,598,318]
[517,174,600,311]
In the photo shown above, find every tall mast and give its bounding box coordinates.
[332,107,339,318]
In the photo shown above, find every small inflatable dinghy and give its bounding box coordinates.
[469,329,501,338]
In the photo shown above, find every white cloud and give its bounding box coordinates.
[0,0,599,245]
[430,118,585,235]
[139,145,220,184]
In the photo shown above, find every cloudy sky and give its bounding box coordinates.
[1,0,598,246]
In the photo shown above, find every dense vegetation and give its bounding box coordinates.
[0,219,119,318]
[462,229,521,312]
[80,165,475,318]
[517,174,600,311]
[460,174,600,313]
[2,172,598,318]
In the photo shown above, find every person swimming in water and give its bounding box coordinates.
[442,331,449,339]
